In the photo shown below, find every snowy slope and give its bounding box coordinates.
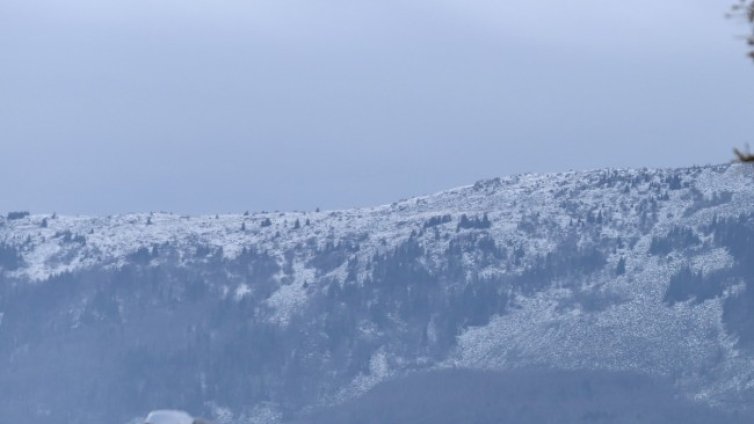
[4,164,750,281]
[2,164,754,423]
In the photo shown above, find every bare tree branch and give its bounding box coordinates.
[730,0,754,60]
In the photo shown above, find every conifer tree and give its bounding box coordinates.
[616,257,626,276]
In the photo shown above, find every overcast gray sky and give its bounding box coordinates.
[1,0,753,214]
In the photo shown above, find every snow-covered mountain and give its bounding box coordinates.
[2,164,754,423]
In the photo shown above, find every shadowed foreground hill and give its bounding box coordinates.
[293,369,748,424]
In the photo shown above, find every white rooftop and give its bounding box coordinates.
[144,410,194,424]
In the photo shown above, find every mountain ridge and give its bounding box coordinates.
[1,163,743,281]
[2,163,754,423]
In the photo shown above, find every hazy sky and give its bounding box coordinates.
[2,0,753,214]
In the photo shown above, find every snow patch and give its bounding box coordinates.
[235,284,252,301]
